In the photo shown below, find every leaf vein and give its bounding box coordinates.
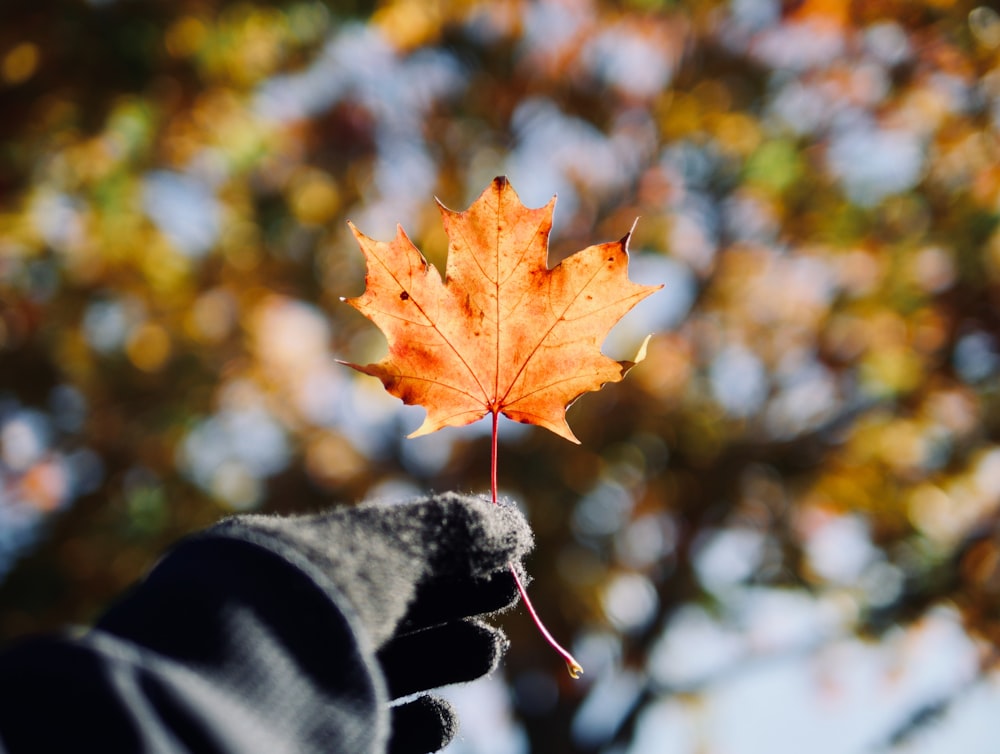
[369,245,491,403]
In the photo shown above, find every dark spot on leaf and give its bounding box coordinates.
[607,257,614,262]
[460,294,476,317]
[400,291,410,300]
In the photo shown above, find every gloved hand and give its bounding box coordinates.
[211,492,534,754]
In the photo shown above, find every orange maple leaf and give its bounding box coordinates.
[340,176,661,444]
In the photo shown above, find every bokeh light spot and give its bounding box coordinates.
[2,42,39,85]
[125,322,171,372]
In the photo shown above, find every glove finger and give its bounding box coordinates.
[352,492,534,580]
[388,695,458,754]
[378,619,508,699]
[400,568,520,632]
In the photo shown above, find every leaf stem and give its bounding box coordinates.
[490,410,583,679]
[491,409,499,506]
[508,563,584,679]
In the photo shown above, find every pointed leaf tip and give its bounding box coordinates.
[620,217,640,246]
[634,333,652,364]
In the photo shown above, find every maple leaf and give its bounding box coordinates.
[341,176,661,444]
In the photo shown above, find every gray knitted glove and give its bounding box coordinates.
[211,492,534,754]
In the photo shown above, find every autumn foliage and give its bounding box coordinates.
[6,0,1000,750]
[342,177,660,443]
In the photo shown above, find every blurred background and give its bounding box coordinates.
[4,0,1000,751]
